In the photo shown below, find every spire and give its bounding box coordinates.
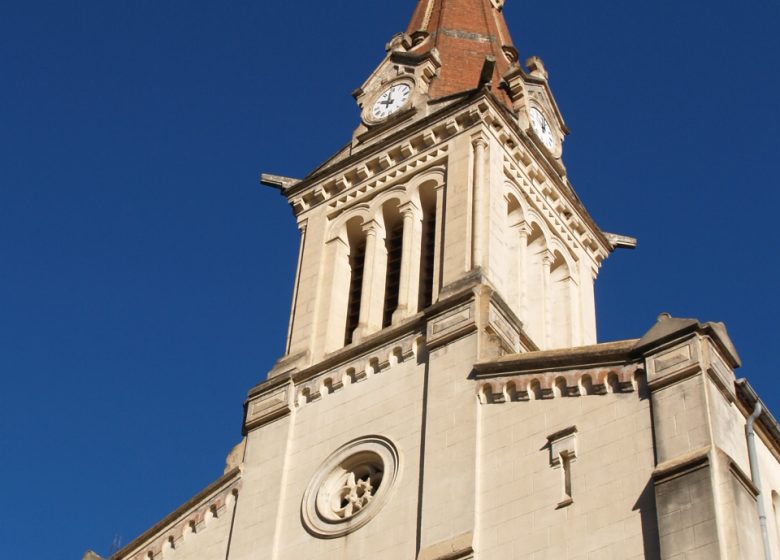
[405,0,518,105]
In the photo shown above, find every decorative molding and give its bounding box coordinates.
[245,384,292,430]
[477,364,641,404]
[502,159,606,267]
[705,343,736,401]
[547,426,578,466]
[652,446,711,483]
[426,302,476,350]
[301,436,400,539]
[113,469,242,560]
[291,103,486,216]
[644,338,704,391]
[295,330,420,408]
[487,303,521,353]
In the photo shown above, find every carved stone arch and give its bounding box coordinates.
[528,378,543,400]
[503,176,520,198]
[164,535,176,551]
[298,386,312,407]
[525,208,577,264]
[524,212,551,244]
[504,380,519,401]
[478,383,492,404]
[227,487,239,506]
[407,166,446,201]
[606,372,621,393]
[389,345,404,365]
[478,382,504,404]
[368,186,411,218]
[504,178,531,214]
[580,373,594,396]
[326,204,373,243]
[549,248,573,282]
[520,218,549,346]
[505,190,526,228]
[549,236,578,269]
[554,376,568,398]
[633,369,647,395]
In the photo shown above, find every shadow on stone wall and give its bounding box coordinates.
[633,479,661,560]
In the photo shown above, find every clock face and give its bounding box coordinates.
[530,107,555,149]
[371,83,412,120]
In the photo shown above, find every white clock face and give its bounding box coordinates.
[371,83,412,120]
[530,107,555,149]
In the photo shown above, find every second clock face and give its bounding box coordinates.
[371,84,412,120]
[530,107,555,149]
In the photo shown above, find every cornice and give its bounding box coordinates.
[735,379,780,460]
[246,274,481,401]
[474,339,639,377]
[280,88,612,263]
[482,93,613,255]
[112,468,242,560]
[286,90,485,199]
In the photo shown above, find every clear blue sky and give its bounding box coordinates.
[1,1,778,557]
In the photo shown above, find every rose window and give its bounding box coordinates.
[332,464,383,519]
[302,436,399,538]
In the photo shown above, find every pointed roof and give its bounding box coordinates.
[406,0,518,106]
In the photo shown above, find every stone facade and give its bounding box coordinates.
[96,1,780,559]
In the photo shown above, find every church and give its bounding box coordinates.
[92,0,780,558]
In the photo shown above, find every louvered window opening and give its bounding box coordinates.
[344,240,366,345]
[419,208,436,310]
[382,222,404,328]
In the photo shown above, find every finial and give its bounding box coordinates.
[385,32,413,53]
[657,312,672,322]
[526,56,549,81]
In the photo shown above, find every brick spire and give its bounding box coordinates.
[406,0,518,105]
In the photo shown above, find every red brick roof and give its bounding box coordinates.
[406,0,517,107]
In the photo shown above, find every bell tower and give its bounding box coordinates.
[263,0,621,377]
[106,2,779,560]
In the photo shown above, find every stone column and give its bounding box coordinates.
[542,251,553,348]
[355,220,383,341]
[322,236,351,353]
[638,316,756,559]
[393,203,421,322]
[285,219,307,354]
[516,224,530,321]
[567,275,580,347]
[471,136,488,270]
[431,184,445,303]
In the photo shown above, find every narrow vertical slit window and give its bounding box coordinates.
[345,239,366,345]
[418,197,436,310]
[382,221,403,328]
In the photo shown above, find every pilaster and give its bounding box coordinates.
[355,219,386,342]
[394,202,423,322]
[638,316,760,559]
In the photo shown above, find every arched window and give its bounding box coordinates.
[382,202,403,328]
[344,219,366,345]
[550,251,573,348]
[525,223,547,345]
[505,193,524,315]
[418,184,437,310]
